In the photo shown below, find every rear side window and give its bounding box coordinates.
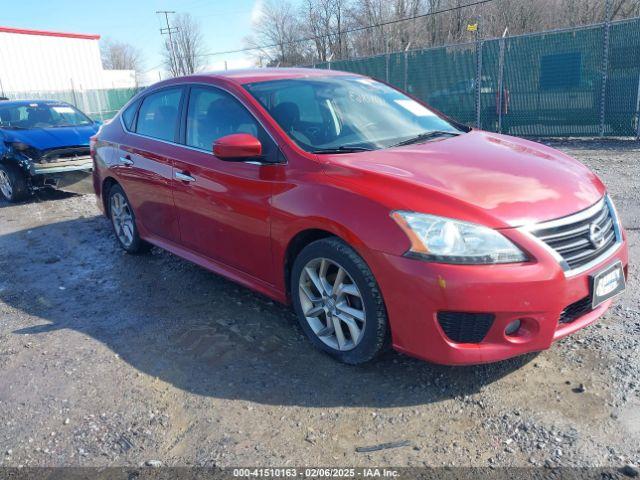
[136,88,182,141]
[121,100,140,131]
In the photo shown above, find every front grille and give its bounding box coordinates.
[437,312,495,343]
[40,147,91,164]
[530,198,618,271]
[559,296,592,324]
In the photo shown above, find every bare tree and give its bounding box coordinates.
[247,0,640,64]
[302,0,350,62]
[163,13,206,77]
[244,0,307,66]
[101,39,144,72]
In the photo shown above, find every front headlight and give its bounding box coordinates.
[391,211,527,264]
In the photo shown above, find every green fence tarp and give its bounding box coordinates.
[313,18,640,137]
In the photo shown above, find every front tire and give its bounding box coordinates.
[107,184,151,254]
[291,237,389,364]
[0,163,29,202]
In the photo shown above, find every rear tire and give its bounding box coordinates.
[291,237,389,365]
[0,162,29,202]
[107,184,151,254]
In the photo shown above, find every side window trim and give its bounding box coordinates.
[174,85,188,144]
[120,98,141,133]
[178,85,192,146]
[131,98,143,132]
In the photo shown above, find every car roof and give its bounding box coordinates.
[0,100,72,107]
[172,67,359,86]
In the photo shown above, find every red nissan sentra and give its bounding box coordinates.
[91,68,628,365]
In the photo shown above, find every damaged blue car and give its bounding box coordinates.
[0,100,100,202]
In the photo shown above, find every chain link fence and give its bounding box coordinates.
[2,87,142,121]
[312,17,640,138]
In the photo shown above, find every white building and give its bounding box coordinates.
[0,25,136,94]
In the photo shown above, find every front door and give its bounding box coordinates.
[171,85,282,285]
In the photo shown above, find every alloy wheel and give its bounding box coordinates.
[0,169,13,199]
[110,192,135,247]
[298,257,366,351]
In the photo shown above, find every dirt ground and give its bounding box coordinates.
[0,139,638,469]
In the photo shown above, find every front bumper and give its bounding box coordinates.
[371,227,629,365]
[29,159,94,194]
[31,159,93,175]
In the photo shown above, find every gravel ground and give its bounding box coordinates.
[0,139,638,470]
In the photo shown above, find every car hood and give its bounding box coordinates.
[322,131,605,228]
[1,124,99,151]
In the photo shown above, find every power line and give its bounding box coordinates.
[194,0,496,59]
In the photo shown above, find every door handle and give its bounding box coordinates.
[119,155,134,166]
[175,171,196,182]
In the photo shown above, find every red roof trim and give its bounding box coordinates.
[0,26,100,40]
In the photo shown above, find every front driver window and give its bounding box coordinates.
[186,87,260,151]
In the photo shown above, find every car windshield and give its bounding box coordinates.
[0,102,93,129]
[244,76,464,153]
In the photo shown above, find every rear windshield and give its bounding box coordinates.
[0,102,93,129]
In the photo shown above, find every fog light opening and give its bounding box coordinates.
[505,319,522,337]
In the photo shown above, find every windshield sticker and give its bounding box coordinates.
[52,106,76,114]
[348,91,385,106]
[394,99,436,117]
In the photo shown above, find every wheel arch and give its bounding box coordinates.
[283,229,337,299]
[281,220,377,302]
[101,176,119,216]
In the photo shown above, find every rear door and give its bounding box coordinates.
[116,87,184,243]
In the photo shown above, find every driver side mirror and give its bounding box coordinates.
[213,133,262,161]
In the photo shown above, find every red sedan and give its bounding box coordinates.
[91,68,628,365]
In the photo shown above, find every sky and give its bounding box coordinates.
[1,0,269,81]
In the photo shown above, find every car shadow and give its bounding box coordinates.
[1,216,535,408]
[0,188,78,208]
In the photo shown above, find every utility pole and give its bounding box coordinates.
[156,10,180,76]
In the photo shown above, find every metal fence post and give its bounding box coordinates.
[599,0,612,137]
[385,31,390,83]
[497,30,508,133]
[475,18,483,129]
[404,50,409,92]
[385,54,390,83]
[95,90,105,122]
[636,73,640,140]
[402,42,413,91]
[70,79,78,107]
